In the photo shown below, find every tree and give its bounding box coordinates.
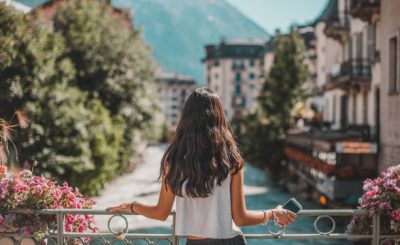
[0,1,161,195]
[237,30,309,178]
[52,0,161,173]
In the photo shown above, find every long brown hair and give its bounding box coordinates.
[159,88,244,198]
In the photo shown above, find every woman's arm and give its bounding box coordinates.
[107,168,175,221]
[230,167,297,226]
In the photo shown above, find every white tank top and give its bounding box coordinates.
[175,173,242,238]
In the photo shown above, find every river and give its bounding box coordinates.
[94,145,352,245]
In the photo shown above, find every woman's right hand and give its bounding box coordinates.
[272,205,297,226]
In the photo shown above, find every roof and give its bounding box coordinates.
[156,70,196,85]
[203,38,267,60]
[311,0,338,26]
[4,0,31,13]
[31,0,133,31]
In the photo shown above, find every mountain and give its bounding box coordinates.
[16,0,269,84]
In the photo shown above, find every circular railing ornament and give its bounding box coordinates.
[110,238,131,245]
[314,215,336,235]
[45,237,58,245]
[108,215,129,235]
[266,220,286,237]
[0,237,15,245]
[17,237,36,245]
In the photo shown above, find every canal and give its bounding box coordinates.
[94,145,352,245]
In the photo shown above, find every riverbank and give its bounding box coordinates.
[93,144,352,245]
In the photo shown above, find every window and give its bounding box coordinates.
[235,85,241,95]
[352,94,357,123]
[249,59,255,67]
[249,73,255,80]
[363,92,368,124]
[214,73,219,79]
[356,32,363,59]
[214,60,220,66]
[367,24,376,61]
[235,73,241,82]
[214,85,219,92]
[389,36,398,93]
[249,84,255,89]
[332,95,336,123]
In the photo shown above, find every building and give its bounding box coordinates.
[379,0,400,170]
[156,71,196,127]
[284,0,383,205]
[2,0,31,13]
[29,0,133,32]
[202,38,266,120]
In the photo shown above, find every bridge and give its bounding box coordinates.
[1,209,399,245]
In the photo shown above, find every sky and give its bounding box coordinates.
[225,0,329,34]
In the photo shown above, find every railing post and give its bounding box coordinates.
[372,212,380,245]
[57,210,64,245]
[172,211,179,245]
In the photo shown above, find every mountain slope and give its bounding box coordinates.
[17,0,269,84]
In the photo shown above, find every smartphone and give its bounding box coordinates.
[282,198,302,213]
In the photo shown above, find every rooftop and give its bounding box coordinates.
[3,0,31,13]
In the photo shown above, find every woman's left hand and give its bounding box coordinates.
[106,203,132,213]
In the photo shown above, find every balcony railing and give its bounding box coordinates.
[324,11,350,43]
[1,209,399,244]
[350,0,380,22]
[328,59,372,89]
[231,63,245,70]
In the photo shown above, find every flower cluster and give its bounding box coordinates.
[0,165,98,240]
[349,165,400,236]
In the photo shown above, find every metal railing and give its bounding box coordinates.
[1,209,399,244]
[328,59,372,86]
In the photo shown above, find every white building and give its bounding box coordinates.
[156,71,196,127]
[2,0,31,13]
[202,39,266,120]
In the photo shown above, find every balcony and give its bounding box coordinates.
[327,59,372,90]
[231,63,245,70]
[324,12,350,43]
[285,129,377,202]
[350,0,380,23]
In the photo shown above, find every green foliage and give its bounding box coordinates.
[0,1,161,195]
[236,31,309,177]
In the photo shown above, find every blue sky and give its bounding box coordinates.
[225,0,329,34]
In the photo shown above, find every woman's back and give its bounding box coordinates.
[175,173,242,239]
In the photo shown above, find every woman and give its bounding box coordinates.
[107,88,297,244]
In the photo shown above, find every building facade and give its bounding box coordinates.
[283,0,387,205]
[2,0,31,13]
[202,39,266,120]
[30,0,133,32]
[156,71,196,127]
[379,0,400,170]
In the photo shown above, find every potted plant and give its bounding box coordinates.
[0,111,98,243]
[348,165,400,244]
[0,165,98,243]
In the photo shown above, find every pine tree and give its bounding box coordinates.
[238,30,309,177]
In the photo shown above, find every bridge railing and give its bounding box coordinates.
[0,209,399,244]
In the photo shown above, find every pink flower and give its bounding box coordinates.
[391,210,400,222]
[0,165,7,176]
[21,226,33,236]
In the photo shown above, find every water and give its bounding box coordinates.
[94,145,352,245]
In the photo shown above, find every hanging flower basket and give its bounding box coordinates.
[0,165,98,242]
